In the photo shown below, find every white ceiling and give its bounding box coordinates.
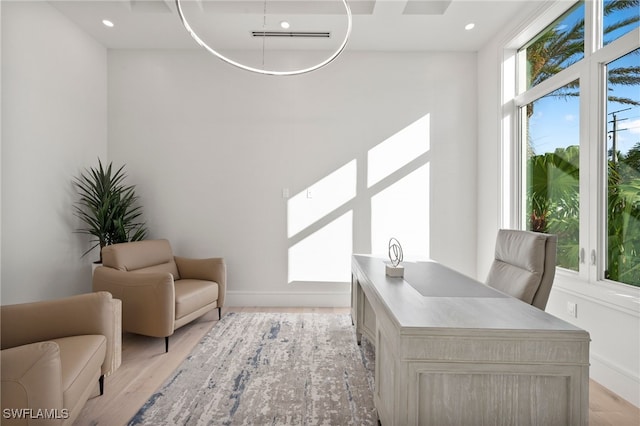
[47,0,542,52]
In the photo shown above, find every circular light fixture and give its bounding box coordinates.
[464,23,475,31]
[175,0,352,76]
[102,19,114,28]
[280,21,291,30]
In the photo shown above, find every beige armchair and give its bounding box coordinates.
[485,229,558,310]
[1,291,117,426]
[93,239,225,352]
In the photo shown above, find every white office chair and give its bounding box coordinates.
[485,229,558,310]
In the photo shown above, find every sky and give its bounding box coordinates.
[528,1,639,157]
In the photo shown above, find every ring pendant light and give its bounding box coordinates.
[175,0,352,76]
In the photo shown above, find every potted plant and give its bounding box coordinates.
[73,159,148,263]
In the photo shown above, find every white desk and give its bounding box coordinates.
[351,255,590,426]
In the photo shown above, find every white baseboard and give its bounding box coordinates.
[225,290,351,308]
[590,352,640,408]
[548,275,640,408]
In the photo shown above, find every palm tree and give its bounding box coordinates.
[525,0,639,116]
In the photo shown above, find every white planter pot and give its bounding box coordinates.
[91,262,102,276]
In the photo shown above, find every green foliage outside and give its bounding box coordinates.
[607,144,640,285]
[527,144,640,286]
[526,146,580,272]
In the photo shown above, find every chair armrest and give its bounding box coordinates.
[1,292,113,350]
[1,342,64,425]
[1,292,115,377]
[93,267,175,337]
[174,257,226,307]
[105,299,122,376]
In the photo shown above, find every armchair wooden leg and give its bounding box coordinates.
[217,307,222,320]
[165,336,169,353]
[99,375,105,396]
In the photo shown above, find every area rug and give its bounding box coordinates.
[128,312,377,425]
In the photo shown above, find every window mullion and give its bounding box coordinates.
[591,28,640,64]
[502,49,519,230]
[514,62,584,108]
[582,0,598,283]
[584,0,600,56]
[579,61,601,283]
[595,58,609,284]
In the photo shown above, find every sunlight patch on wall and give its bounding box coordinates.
[371,164,430,259]
[367,114,430,187]
[286,113,431,284]
[288,211,353,283]
[287,160,357,238]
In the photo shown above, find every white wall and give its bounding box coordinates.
[1,1,107,304]
[0,1,3,302]
[476,36,503,282]
[476,3,640,408]
[547,275,640,407]
[107,49,478,306]
[2,0,637,411]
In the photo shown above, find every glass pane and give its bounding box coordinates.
[603,0,640,46]
[523,81,581,271]
[518,2,585,90]
[606,49,640,286]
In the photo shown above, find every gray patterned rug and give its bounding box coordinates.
[128,312,377,425]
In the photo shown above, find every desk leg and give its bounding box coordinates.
[351,273,360,344]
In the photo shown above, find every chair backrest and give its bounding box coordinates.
[101,239,181,279]
[485,229,557,310]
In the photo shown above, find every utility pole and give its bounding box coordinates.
[607,107,631,164]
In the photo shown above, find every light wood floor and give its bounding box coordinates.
[74,307,640,426]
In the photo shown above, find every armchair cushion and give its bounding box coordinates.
[1,342,64,422]
[103,239,180,279]
[52,335,106,416]
[174,279,219,320]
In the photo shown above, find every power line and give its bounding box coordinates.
[608,108,633,164]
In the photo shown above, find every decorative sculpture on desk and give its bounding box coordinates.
[386,238,405,277]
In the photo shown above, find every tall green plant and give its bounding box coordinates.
[74,159,147,261]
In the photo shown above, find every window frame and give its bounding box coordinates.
[503,0,640,291]
[594,32,640,286]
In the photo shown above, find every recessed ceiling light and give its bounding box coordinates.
[280,21,290,30]
[102,19,114,28]
[465,23,475,31]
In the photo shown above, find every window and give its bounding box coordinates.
[519,2,585,90]
[512,0,640,287]
[605,49,640,286]
[522,82,581,271]
[603,0,640,46]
